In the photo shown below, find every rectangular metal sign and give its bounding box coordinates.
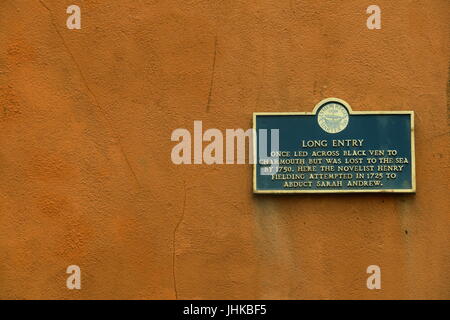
[253,98,415,193]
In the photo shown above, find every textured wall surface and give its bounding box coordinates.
[0,0,449,299]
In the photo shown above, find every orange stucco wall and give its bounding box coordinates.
[0,0,448,299]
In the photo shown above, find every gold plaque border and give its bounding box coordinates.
[252,98,416,194]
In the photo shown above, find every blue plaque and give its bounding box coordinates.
[253,98,415,193]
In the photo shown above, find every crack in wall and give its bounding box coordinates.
[206,36,218,112]
[447,62,450,126]
[38,0,141,188]
[172,181,187,299]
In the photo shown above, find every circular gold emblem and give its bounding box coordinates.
[317,102,349,134]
